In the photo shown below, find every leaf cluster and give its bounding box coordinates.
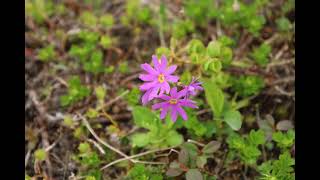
[166,141,220,180]
[227,129,266,165]
[258,151,295,180]
[130,106,183,148]
[230,75,265,97]
[60,76,91,107]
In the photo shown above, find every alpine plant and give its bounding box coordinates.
[139,55,203,122]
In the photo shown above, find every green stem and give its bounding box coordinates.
[215,117,223,137]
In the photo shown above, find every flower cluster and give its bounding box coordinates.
[139,55,203,122]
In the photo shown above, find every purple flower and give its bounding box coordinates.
[152,87,198,122]
[139,55,179,105]
[182,77,203,98]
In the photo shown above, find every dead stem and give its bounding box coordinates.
[187,139,205,147]
[101,109,119,128]
[25,149,31,168]
[96,90,129,111]
[87,139,106,155]
[29,90,53,177]
[78,113,133,161]
[100,147,176,170]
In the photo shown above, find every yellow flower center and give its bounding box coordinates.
[158,74,165,83]
[169,99,178,105]
[158,59,161,64]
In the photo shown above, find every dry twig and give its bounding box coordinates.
[29,90,53,178]
[79,113,171,170]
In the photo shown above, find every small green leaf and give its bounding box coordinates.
[186,169,203,180]
[78,142,90,153]
[276,17,292,32]
[209,60,222,73]
[223,110,242,131]
[86,108,99,119]
[34,148,47,161]
[95,86,106,101]
[218,35,234,47]
[178,148,189,164]
[180,142,198,167]
[99,14,114,27]
[119,61,129,73]
[155,47,170,58]
[272,130,295,149]
[132,106,160,131]
[250,43,271,67]
[248,129,265,146]
[37,45,55,62]
[187,39,206,55]
[131,133,150,147]
[180,71,192,84]
[166,130,184,146]
[202,141,221,154]
[276,120,294,131]
[85,176,96,180]
[80,11,97,27]
[221,47,233,66]
[230,75,265,97]
[204,121,216,138]
[181,142,199,157]
[125,87,140,106]
[169,161,181,169]
[166,168,183,177]
[25,174,32,180]
[63,115,74,127]
[207,41,221,58]
[100,35,113,49]
[202,79,225,118]
[196,156,207,168]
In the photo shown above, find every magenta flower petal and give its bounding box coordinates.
[160,55,168,70]
[180,100,198,108]
[160,106,169,119]
[166,75,179,82]
[165,65,177,75]
[170,87,178,98]
[140,81,157,91]
[151,87,198,122]
[177,88,188,98]
[171,106,178,122]
[159,95,171,100]
[176,106,187,120]
[181,77,203,98]
[159,88,165,96]
[152,102,167,110]
[139,74,156,81]
[162,81,171,94]
[141,63,157,75]
[141,89,152,105]
[148,86,160,100]
[152,55,161,71]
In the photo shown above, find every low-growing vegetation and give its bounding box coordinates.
[25,0,295,179]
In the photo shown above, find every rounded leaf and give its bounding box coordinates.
[202,141,221,154]
[166,130,184,146]
[209,60,222,73]
[196,156,207,168]
[131,133,150,147]
[223,110,242,131]
[166,168,183,177]
[186,169,203,180]
[276,120,294,131]
[207,41,221,58]
[178,148,189,165]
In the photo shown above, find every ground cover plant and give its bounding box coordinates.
[25,0,295,179]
